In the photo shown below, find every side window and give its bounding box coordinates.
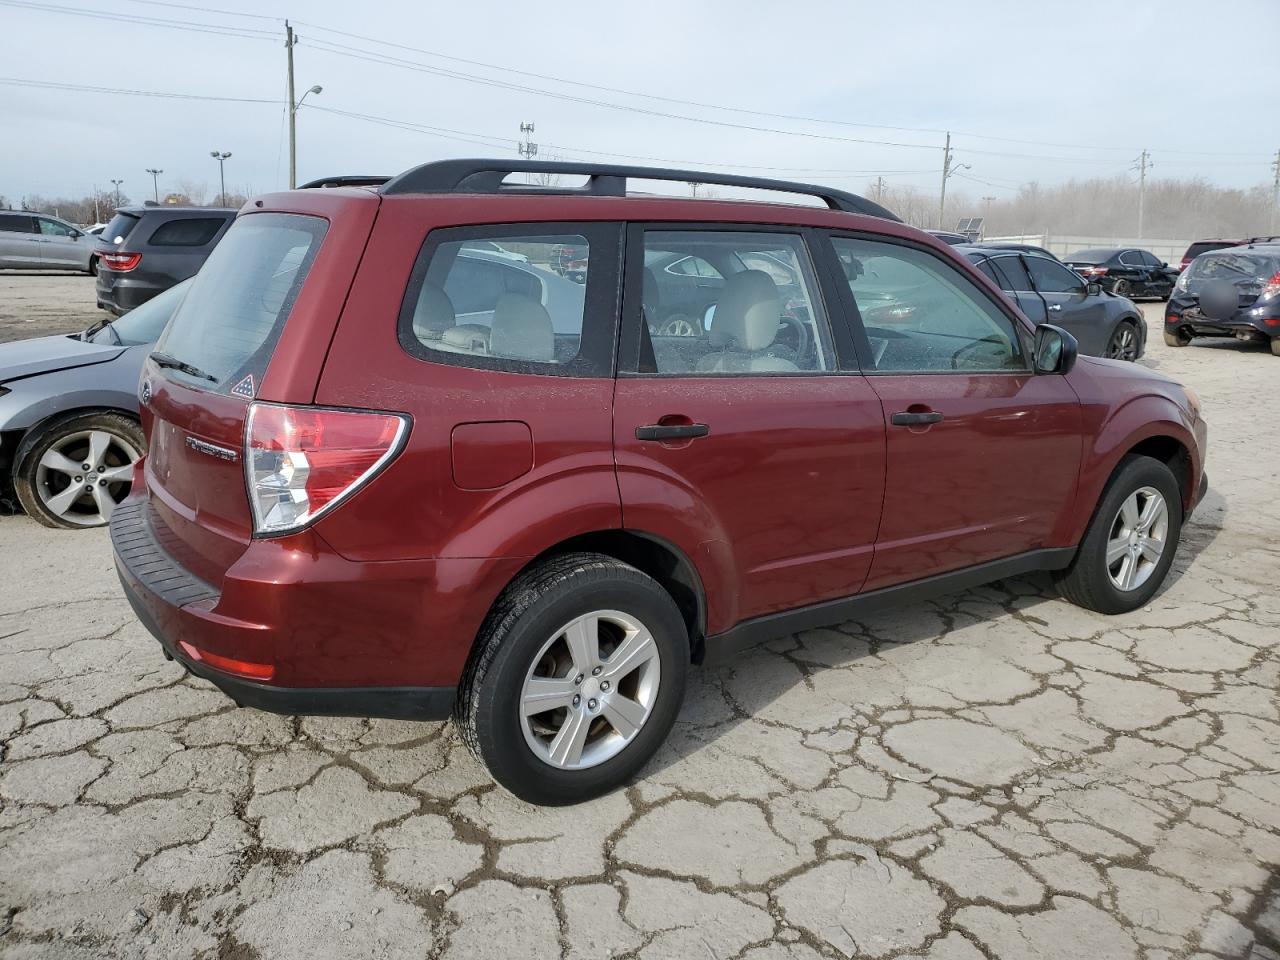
[1119,251,1141,267]
[832,236,1027,374]
[665,255,721,279]
[38,218,76,238]
[0,214,35,233]
[148,218,225,247]
[1141,251,1162,268]
[639,230,836,375]
[400,229,605,372]
[973,258,1005,289]
[1026,257,1086,294]
[991,255,1033,292]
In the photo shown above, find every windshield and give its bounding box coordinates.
[154,213,326,392]
[88,279,191,346]
[1065,249,1112,263]
[101,212,139,246]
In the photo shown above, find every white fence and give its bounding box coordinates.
[986,234,1191,265]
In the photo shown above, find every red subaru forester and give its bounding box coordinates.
[112,160,1208,805]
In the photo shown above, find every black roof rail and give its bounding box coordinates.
[298,175,391,189]
[378,158,901,221]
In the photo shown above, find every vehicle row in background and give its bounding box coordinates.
[1165,241,1280,357]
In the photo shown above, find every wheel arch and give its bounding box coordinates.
[12,404,142,475]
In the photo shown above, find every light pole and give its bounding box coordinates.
[289,83,322,189]
[109,179,124,209]
[145,168,163,204]
[210,151,231,205]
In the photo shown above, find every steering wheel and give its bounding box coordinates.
[657,314,699,337]
[774,314,811,364]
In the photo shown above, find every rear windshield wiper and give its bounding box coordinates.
[149,351,217,382]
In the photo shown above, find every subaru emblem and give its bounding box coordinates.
[140,378,152,404]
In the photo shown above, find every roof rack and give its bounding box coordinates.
[378,159,900,221]
[298,175,391,189]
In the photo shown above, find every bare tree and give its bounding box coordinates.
[176,179,209,206]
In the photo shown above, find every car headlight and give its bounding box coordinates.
[1183,385,1202,418]
[1175,272,1190,293]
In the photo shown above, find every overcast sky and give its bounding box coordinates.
[2,0,1276,209]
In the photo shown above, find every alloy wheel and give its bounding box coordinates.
[34,429,140,526]
[519,609,661,770]
[1107,324,1139,361]
[1105,486,1168,591]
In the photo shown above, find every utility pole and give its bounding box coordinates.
[92,185,100,223]
[518,122,537,183]
[110,179,123,209]
[938,132,970,229]
[210,152,231,205]
[1271,148,1280,234]
[283,22,322,189]
[1133,149,1151,241]
[873,176,885,203]
[145,168,163,204]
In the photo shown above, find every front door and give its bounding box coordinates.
[828,233,1083,591]
[36,217,85,268]
[613,226,886,634]
[1024,254,1108,338]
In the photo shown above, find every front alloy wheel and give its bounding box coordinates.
[1105,486,1169,591]
[1106,321,1140,361]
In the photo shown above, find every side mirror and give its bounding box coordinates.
[1033,323,1078,375]
[1161,262,1169,269]
[1086,281,1102,296]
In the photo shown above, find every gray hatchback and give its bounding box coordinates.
[95,206,235,315]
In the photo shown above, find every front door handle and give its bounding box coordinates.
[635,422,710,441]
[890,410,944,427]
[1048,304,1062,312]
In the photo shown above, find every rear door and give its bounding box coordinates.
[613,225,886,633]
[828,233,1082,591]
[981,253,1046,324]
[1024,255,1108,343]
[0,213,41,267]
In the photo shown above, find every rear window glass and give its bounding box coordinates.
[1065,249,1110,263]
[102,212,140,245]
[154,213,326,393]
[1185,242,1234,260]
[148,217,224,247]
[1187,252,1280,281]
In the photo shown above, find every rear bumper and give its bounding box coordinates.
[1166,301,1278,339]
[109,494,464,720]
[95,273,165,315]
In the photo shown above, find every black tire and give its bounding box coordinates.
[87,256,98,277]
[1163,328,1191,348]
[1270,338,1280,358]
[456,552,689,805]
[12,411,144,530]
[1053,455,1183,614]
[1105,320,1140,361]
[1111,278,1131,297]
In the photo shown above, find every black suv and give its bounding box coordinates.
[1165,242,1280,355]
[95,207,236,315]
[1063,247,1178,300]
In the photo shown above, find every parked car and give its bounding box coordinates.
[960,246,1146,360]
[0,279,191,528]
[459,239,529,262]
[0,211,97,273]
[1165,242,1280,356]
[643,247,806,336]
[95,206,236,315]
[980,241,1061,262]
[1062,247,1178,300]
[83,223,107,238]
[1178,236,1280,272]
[110,159,1207,805]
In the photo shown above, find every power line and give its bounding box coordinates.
[120,0,281,20]
[0,0,276,40]
[0,76,283,104]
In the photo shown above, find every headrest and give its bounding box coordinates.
[709,269,781,352]
[413,284,455,340]
[490,293,554,362]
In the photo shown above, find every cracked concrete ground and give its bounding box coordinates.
[1,291,1278,960]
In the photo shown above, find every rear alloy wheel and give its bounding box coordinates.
[1106,321,1140,361]
[1111,278,1131,297]
[1271,338,1280,358]
[457,552,688,805]
[13,412,143,529]
[1053,455,1182,614]
[1163,328,1191,348]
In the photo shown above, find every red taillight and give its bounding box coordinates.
[102,252,141,272]
[178,640,274,681]
[1166,314,1179,325]
[1083,266,1108,277]
[1263,271,1280,300]
[245,402,409,536]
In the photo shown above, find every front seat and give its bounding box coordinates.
[489,293,555,362]
[412,284,455,341]
[696,269,797,372]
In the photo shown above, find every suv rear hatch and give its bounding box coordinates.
[139,198,377,582]
[1177,248,1280,309]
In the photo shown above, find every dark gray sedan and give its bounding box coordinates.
[960,246,1146,360]
[0,280,189,528]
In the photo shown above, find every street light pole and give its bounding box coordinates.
[210,151,231,205]
[290,83,323,189]
[145,168,163,204]
[110,179,123,209]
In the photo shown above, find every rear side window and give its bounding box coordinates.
[0,213,36,233]
[147,217,224,247]
[990,255,1033,292]
[1026,256,1085,294]
[155,213,325,393]
[399,223,621,376]
[102,212,139,245]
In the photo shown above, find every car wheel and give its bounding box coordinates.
[1105,320,1140,361]
[12,411,144,530]
[1271,338,1280,358]
[1111,279,1131,297]
[87,256,98,277]
[1053,455,1182,614]
[456,552,688,805]
[1163,328,1191,348]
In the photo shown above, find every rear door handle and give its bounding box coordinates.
[890,411,944,427]
[635,423,710,441]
